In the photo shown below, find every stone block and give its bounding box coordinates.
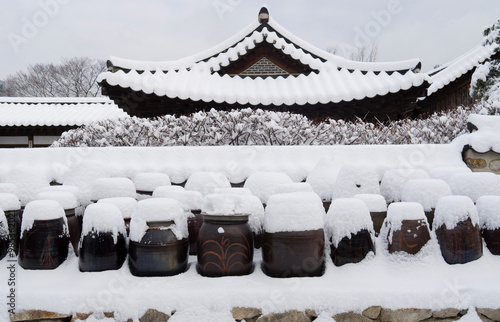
[380,308,432,322]
[139,309,171,322]
[333,312,372,322]
[232,307,263,321]
[257,310,311,322]
[11,310,72,322]
[362,306,382,319]
[477,308,500,321]
[432,308,461,319]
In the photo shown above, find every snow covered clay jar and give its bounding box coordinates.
[18,200,69,270]
[128,198,189,277]
[35,191,80,256]
[477,196,500,255]
[433,196,482,264]
[381,202,431,255]
[402,179,452,228]
[98,197,137,237]
[133,172,171,199]
[90,177,137,203]
[353,194,387,236]
[327,198,375,267]
[0,193,21,255]
[197,194,254,277]
[262,192,325,278]
[153,189,204,256]
[79,203,127,272]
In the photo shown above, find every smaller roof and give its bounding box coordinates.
[426,44,498,96]
[0,97,128,127]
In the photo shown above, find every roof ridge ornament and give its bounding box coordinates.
[258,6,269,24]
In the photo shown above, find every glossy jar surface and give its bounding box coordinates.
[386,219,431,255]
[331,229,374,266]
[79,231,127,272]
[262,229,325,278]
[197,215,254,277]
[129,221,189,277]
[19,218,69,270]
[435,218,482,264]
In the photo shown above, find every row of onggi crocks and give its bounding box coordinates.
[0,180,499,277]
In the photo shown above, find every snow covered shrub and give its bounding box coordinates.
[52,105,484,147]
[471,19,500,115]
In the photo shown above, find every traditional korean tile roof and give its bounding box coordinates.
[426,44,498,96]
[98,7,427,111]
[0,97,128,127]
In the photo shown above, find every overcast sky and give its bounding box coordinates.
[1,1,498,80]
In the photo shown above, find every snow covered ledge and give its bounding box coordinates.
[0,144,465,184]
[2,144,499,322]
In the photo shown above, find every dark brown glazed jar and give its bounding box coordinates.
[79,231,127,272]
[65,208,81,256]
[482,228,500,255]
[197,214,254,277]
[262,229,325,277]
[5,209,21,255]
[129,221,189,277]
[331,229,374,266]
[435,218,483,264]
[188,210,203,255]
[385,219,431,255]
[0,220,8,260]
[19,217,69,270]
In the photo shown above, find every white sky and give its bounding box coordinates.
[1,0,499,79]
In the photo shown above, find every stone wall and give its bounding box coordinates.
[11,307,500,322]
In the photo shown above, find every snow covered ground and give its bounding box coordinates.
[1,237,500,321]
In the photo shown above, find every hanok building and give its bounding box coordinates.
[99,7,429,122]
[0,97,127,148]
[419,44,499,114]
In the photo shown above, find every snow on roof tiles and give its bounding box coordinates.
[0,98,128,127]
[99,68,426,106]
[427,44,497,96]
[99,7,426,106]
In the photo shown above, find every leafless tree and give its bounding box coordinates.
[327,43,378,62]
[2,57,106,97]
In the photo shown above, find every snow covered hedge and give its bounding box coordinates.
[52,105,490,147]
[471,19,500,114]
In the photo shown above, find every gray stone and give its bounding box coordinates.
[333,312,372,322]
[305,309,318,320]
[257,310,311,322]
[232,307,263,321]
[478,308,500,321]
[139,309,170,322]
[432,308,461,319]
[380,308,432,322]
[11,310,72,322]
[362,306,382,320]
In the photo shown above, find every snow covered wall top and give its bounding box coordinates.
[0,97,128,127]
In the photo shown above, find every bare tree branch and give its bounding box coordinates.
[2,57,106,97]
